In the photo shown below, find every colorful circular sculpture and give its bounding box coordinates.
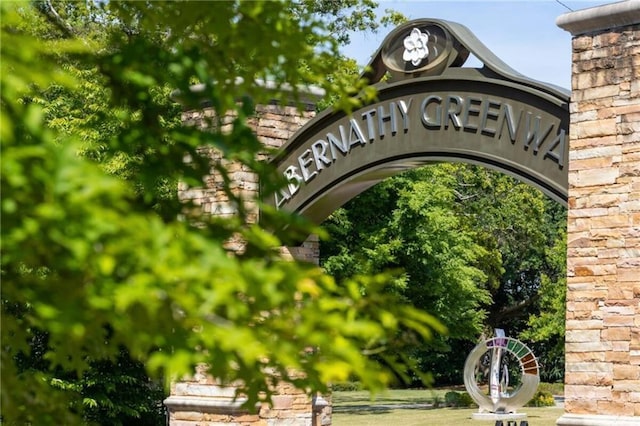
[463,334,539,413]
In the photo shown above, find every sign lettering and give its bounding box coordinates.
[274,93,568,209]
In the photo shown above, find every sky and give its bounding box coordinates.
[340,0,614,89]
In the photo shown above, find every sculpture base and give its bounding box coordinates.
[472,412,527,421]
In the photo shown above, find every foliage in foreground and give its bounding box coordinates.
[1,1,442,423]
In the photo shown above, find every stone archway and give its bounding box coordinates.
[168,5,640,425]
[267,18,570,224]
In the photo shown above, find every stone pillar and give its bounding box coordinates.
[166,101,327,425]
[165,368,331,426]
[557,2,640,425]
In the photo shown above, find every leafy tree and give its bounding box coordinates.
[321,165,497,384]
[447,165,567,382]
[2,1,443,423]
[295,0,380,45]
[442,165,566,331]
[321,163,567,384]
[521,233,567,382]
[15,335,165,425]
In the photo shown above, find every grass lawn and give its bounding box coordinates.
[332,389,564,426]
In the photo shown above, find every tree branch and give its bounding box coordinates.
[490,294,540,325]
[36,0,75,38]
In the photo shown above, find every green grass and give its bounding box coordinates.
[332,389,564,426]
[538,382,564,395]
[333,389,451,407]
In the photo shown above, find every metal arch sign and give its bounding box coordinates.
[265,19,570,224]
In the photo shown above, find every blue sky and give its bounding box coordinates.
[341,1,613,89]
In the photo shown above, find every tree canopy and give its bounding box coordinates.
[321,164,567,384]
[1,1,441,423]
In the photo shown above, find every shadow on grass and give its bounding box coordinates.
[333,403,435,414]
[333,406,394,415]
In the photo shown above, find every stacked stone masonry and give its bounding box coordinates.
[179,104,318,257]
[167,365,331,426]
[565,23,640,418]
[168,104,325,425]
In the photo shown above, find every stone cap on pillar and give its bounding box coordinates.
[556,0,640,35]
[171,78,326,111]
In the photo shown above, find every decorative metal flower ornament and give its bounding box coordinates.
[402,28,430,66]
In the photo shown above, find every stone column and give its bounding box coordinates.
[557,2,640,425]
[166,101,328,425]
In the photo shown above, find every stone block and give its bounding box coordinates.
[257,126,292,140]
[573,266,594,276]
[271,396,294,410]
[566,372,613,386]
[572,146,621,164]
[572,36,593,52]
[576,167,620,187]
[567,301,597,312]
[597,400,635,416]
[566,320,604,330]
[602,327,632,341]
[567,351,606,362]
[605,350,630,363]
[612,341,630,352]
[565,399,598,415]
[568,206,609,217]
[618,267,640,282]
[173,411,206,421]
[590,228,623,239]
[602,302,636,314]
[605,238,626,248]
[613,364,640,380]
[603,315,635,327]
[613,380,640,392]
[574,72,594,90]
[607,284,637,300]
[619,120,640,136]
[230,413,261,423]
[613,96,640,110]
[567,329,602,342]
[598,248,621,258]
[572,289,609,301]
[619,199,640,212]
[587,193,625,208]
[566,361,612,373]
[589,214,629,228]
[575,118,617,139]
[564,384,612,401]
[599,182,633,195]
[173,383,240,398]
[571,248,600,257]
[573,107,598,121]
[576,85,620,102]
[567,341,613,352]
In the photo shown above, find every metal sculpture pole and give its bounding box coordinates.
[490,329,506,405]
